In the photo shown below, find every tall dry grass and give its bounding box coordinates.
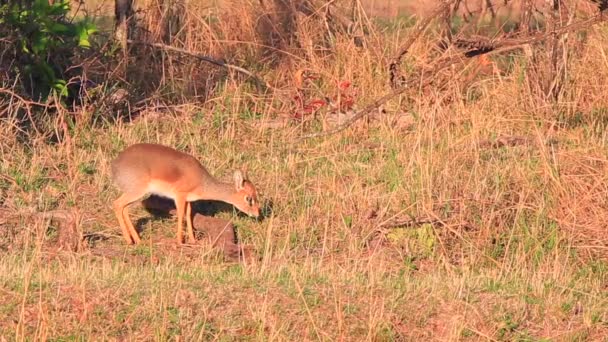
[1,0,608,340]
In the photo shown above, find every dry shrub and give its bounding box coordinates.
[219,0,360,65]
[121,0,367,101]
[556,29,608,117]
[125,0,229,99]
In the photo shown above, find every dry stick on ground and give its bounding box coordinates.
[367,215,465,252]
[36,209,83,252]
[126,39,272,91]
[299,85,413,140]
[301,11,608,140]
[379,216,441,229]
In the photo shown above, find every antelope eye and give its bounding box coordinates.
[245,196,253,206]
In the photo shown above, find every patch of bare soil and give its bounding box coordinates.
[140,195,245,261]
[2,196,256,265]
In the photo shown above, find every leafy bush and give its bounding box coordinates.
[0,0,97,99]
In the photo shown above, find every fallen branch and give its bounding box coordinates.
[299,84,411,139]
[127,39,272,91]
[379,216,442,229]
[454,11,608,57]
[366,213,473,251]
[477,135,533,149]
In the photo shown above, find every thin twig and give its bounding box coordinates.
[0,87,54,135]
[299,84,411,139]
[389,0,457,88]
[127,39,272,91]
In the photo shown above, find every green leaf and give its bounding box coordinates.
[52,80,69,97]
[76,20,98,34]
[78,36,91,48]
[48,1,70,16]
[85,21,98,35]
[75,20,97,48]
[16,9,30,23]
[37,62,56,83]
[31,32,49,54]
[49,22,69,34]
[20,40,30,53]
[32,0,49,13]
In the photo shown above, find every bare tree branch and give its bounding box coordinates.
[389,0,457,89]
[127,39,272,91]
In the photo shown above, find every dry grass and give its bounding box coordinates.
[1,0,608,340]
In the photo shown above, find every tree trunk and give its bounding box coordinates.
[114,0,134,52]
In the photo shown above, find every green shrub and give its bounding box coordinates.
[0,0,97,99]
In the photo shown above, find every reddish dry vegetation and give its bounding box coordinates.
[1,0,608,340]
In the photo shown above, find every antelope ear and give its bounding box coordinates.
[233,170,245,190]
